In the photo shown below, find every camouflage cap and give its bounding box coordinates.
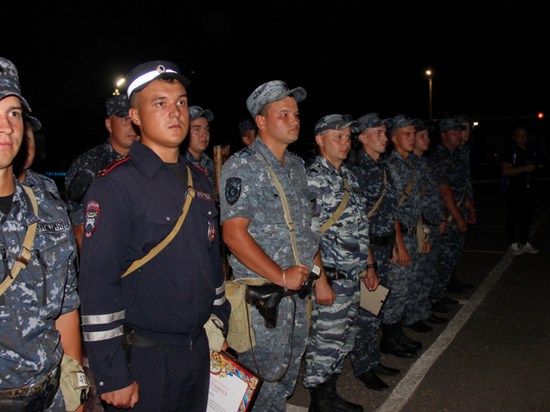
[238,119,255,136]
[315,114,358,136]
[106,94,130,118]
[455,115,472,126]
[189,106,214,122]
[125,60,190,100]
[352,113,393,134]
[439,118,467,132]
[25,115,42,132]
[246,80,306,118]
[388,114,417,135]
[412,119,434,133]
[0,57,31,112]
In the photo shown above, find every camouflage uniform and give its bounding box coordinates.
[385,149,422,326]
[64,140,121,226]
[457,144,474,199]
[24,169,63,202]
[184,150,215,187]
[349,149,398,374]
[0,178,79,411]
[220,137,318,412]
[404,154,444,323]
[430,144,469,302]
[303,155,368,388]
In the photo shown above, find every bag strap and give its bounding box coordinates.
[255,153,301,266]
[121,166,195,278]
[445,184,468,224]
[419,163,430,198]
[320,179,349,234]
[0,186,39,297]
[398,164,414,207]
[368,169,387,218]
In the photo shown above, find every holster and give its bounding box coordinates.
[122,326,134,367]
[297,269,321,299]
[245,284,293,329]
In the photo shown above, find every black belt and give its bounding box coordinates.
[324,267,348,281]
[0,367,60,412]
[423,219,439,227]
[401,227,417,236]
[370,232,396,246]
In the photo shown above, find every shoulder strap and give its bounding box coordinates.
[367,169,387,218]
[398,169,414,207]
[0,186,39,297]
[121,166,195,278]
[420,163,430,198]
[255,153,301,266]
[320,179,349,234]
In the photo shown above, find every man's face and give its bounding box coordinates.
[188,116,210,157]
[106,115,139,152]
[392,125,416,154]
[317,127,352,167]
[0,96,24,170]
[242,129,256,146]
[360,125,388,156]
[129,79,188,151]
[415,129,430,153]
[258,96,300,145]
[441,128,462,151]
[461,122,471,143]
[513,127,528,146]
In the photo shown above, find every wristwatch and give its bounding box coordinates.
[366,262,378,271]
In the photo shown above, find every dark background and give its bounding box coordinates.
[3,0,549,170]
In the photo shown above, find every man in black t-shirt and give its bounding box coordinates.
[501,127,543,254]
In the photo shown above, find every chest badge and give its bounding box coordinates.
[208,221,216,243]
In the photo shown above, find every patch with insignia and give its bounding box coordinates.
[225,177,242,205]
[196,190,213,201]
[85,201,100,238]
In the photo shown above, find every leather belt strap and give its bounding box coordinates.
[368,169,387,218]
[320,179,349,234]
[0,367,58,398]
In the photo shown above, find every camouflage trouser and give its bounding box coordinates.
[238,295,308,412]
[430,227,465,302]
[303,278,360,388]
[351,243,392,375]
[403,227,440,325]
[380,234,420,325]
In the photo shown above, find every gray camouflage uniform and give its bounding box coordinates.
[349,149,399,374]
[184,150,215,187]
[303,155,368,388]
[0,178,79,411]
[220,136,318,412]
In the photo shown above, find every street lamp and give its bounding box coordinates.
[426,70,433,120]
[113,78,125,96]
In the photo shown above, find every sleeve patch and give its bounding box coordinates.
[85,201,100,238]
[225,177,242,206]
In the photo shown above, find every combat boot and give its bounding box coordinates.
[308,380,333,412]
[380,323,417,358]
[329,373,364,411]
[397,323,423,350]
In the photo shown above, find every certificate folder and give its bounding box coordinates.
[208,350,263,412]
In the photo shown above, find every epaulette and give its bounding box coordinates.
[288,152,305,165]
[192,163,207,174]
[236,147,254,158]
[307,164,322,178]
[96,156,131,177]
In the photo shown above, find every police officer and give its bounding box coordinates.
[65,94,139,249]
[79,61,230,412]
[430,118,476,308]
[220,80,325,412]
[349,113,403,389]
[0,57,82,412]
[384,115,428,354]
[239,118,256,147]
[184,106,215,187]
[303,114,371,412]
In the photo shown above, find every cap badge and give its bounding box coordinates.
[156,65,166,74]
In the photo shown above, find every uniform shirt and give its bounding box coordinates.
[386,150,422,228]
[414,155,444,226]
[185,150,215,188]
[220,137,318,278]
[502,143,538,192]
[24,169,63,203]
[350,150,398,236]
[431,144,469,221]
[307,156,369,279]
[79,141,229,394]
[0,177,79,390]
[65,140,121,226]
[456,144,474,199]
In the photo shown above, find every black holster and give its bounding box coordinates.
[245,284,292,329]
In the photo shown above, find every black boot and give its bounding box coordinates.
[397,323,423,350]
[380,323,417,358]
[308,381,333,412]
[357,370,389,392]
[329,374,364,411]
[371,363,400,376]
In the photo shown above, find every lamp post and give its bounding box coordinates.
[426,70,433,120]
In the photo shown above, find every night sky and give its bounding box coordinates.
[3,1,549,166]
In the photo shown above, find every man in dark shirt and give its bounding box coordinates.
[502,126,542,254]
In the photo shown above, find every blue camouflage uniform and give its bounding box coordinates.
[185,150,215,188]
[220,137,318,412]
[24,169,63,202]
[385,149,422,326]
[79,141,229,411]
[457,144,474,200]
[0,177,79,412]
[64,140,121,226]
[303,155,368,388]
[349,150,398,374]
[403,154,444,323]
[430,144,469,302]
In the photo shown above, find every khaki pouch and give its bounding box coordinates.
[60,354,90,411]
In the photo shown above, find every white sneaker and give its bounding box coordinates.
[509,243,523,255]
[520,242,539,254]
